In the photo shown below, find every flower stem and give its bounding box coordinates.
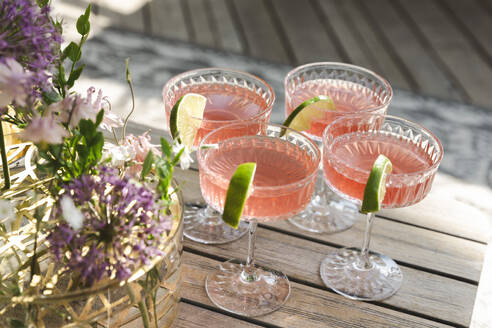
[138,300,152,328]
[0,121,11,189]
[122,58,135,141]
[126,284,152,328]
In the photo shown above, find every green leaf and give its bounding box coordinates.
[79,118,96,135]
[56,64,66,89]
[36,0,49,8]
[160,138,172,158]
[141,151,154,180]
[156,159,173,199]
[92,132,104,162]
[41,90,63,105]
[62,42,81,62]
[95,109,104,126]
[76,5,91,35]
[7,318,26,328]
[172,147,184,166]
[67,64,84,88]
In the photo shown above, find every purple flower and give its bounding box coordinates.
[47,166,174,286]
[0,0,62,98]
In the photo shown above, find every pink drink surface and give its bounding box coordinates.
[286,79,385,140]
[166,85,269,145]
[200,136,318,222]
[324,132,436,208]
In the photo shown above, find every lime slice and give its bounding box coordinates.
[282,95,335,133]
[222,162,257,228]
[360,154,393,214]
[169,93,207,148]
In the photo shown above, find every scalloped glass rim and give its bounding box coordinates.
[162,67,275,124]
[284,62,393,114]
[323,114,444,179]
[197,122,321,194]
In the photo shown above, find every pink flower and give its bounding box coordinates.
[0,58,32,107]
[48,87,123,129]
[69,94,97,127]
[86,87,122,131]
[20,115,68,144]
[123,131,161,163]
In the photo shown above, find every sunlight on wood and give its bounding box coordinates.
[471,244,492,328]
[95,0,149,15]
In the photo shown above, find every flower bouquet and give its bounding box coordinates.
[0,1,186,327]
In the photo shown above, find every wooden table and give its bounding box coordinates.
[168,166,491,328]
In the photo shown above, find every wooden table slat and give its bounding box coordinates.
[148,0,189,41]
[269,0,343,64]
[232,0,290,64]
[362,0,464,102]
[442,0,492,62]
[186,0,216,47]
[399,0,492,108]
[183,227,476,326]
[95,0,146,33]
[175,302,261,328]
[182,252,453,328]
[175,168,486,282]
[207,0,244,53]
[380,173,492,243]
[334,0,414,91]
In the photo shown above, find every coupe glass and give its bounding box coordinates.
[198,122,321,316]
[163,68,274,244]
[320,114,443,300]
[284,62,392,233]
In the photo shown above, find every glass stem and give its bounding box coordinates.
[359,212,376,269]
[202,205,222,225]
[241,219,258,282]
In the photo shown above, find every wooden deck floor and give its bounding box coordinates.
[68,0,492,111]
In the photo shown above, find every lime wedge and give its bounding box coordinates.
[360,154,393,214]
[169,93,207,148]
[282,95,335,133]
[222,162,257,228]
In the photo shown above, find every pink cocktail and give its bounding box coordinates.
[198,122,320,317]
[324,132,435,208]
[320,114,443,301]
[284,63,393,233]
[163,69,273,147]
[162,68,274,244]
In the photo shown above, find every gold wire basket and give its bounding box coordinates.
[0,150,184,328]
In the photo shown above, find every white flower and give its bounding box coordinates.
[60,196,84,231]
[20,115,69,144]
[102,142,136,167]
[0,199,15,220]
[173,144,193,170]
[0,58,32,107]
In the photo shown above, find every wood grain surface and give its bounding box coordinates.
[173,168,480,327]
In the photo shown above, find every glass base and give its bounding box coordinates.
[288,190,361,234]
[183,204,248,244]
[320,247,403,301]
[205,259,291,317]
